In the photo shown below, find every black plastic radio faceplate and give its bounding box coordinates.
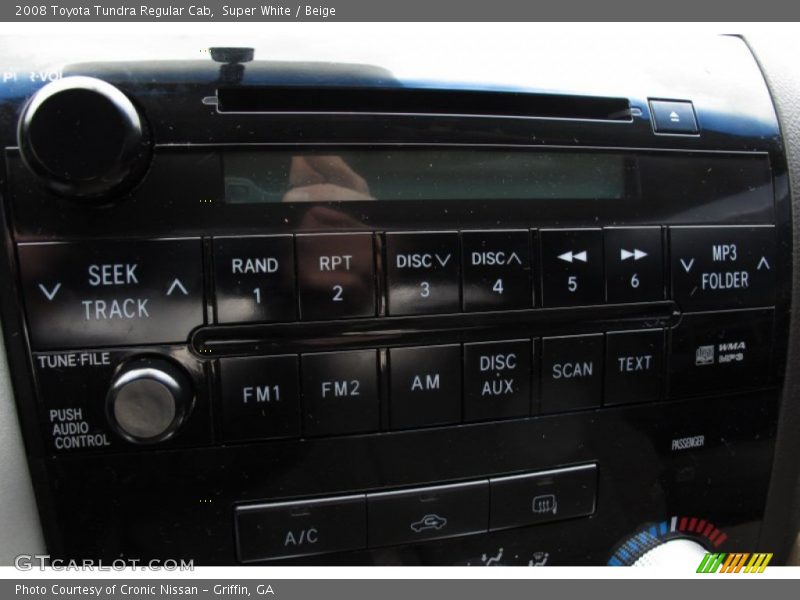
[0,36,792,565]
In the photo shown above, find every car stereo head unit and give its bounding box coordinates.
[0,36,792,565]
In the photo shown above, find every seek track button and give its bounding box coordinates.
[17,239,204,350]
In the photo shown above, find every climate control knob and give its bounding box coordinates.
[106,357,193,444]
[609,516,722,568]
[17,76,151,200]
[631,538,708,568]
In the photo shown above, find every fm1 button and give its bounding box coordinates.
[385,232,460,315]
[219,355,300,442]
[541,334,604,413]
[296,233,376,320]
[669,308,773,398]
[367,480,489,547]
[540,229,604,307]
[389,344,462,429]
[17,239,204,350]
[605,329,665,405]
[670,226,775,311]
[214,235,296,323]
[462,230,532,311]
[464,340,533,422]
[236,495,366,562]
[604,227,664,303]
[302,350,379,436]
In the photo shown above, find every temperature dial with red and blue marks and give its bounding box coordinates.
[609,515,727,567]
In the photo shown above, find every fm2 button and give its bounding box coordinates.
[670,226,775,311]
[214,235,296,323]
[17,239,204,350]
[385,232,460,315]
[301,350,379,436]
[604,227,664,303]
[219,355,300,442]
[540,229,604,307]
[462,230,533,311]
[296,233,376,320]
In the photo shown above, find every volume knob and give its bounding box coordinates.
[106,357,193,444]
[17,76,151,200]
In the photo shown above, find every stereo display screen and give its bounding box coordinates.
[223,150,633,204]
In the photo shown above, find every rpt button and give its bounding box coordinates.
[296,233,376,320]
[670,226,775,311]
[17,239,204,350]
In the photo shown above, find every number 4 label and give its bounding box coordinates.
[492,278,504,294]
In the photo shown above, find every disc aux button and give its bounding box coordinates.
[17,239,204,350]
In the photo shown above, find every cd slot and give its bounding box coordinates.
[215,86,632,121]
[191,301,677,358]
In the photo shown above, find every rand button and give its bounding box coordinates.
[214,235,296,324]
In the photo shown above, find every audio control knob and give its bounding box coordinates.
[17,76,151,200]
[106,357,193,444]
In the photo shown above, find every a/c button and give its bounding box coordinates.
[235,495,366,562]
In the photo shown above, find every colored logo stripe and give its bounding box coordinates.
[697,552,772,573]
